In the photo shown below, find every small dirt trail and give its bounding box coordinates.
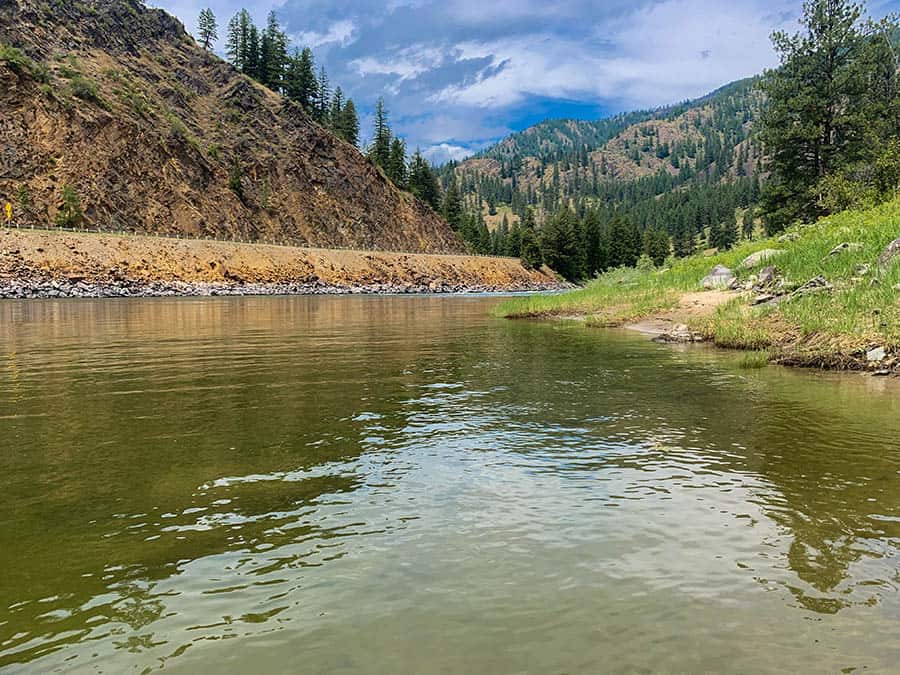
[625,290,741,336]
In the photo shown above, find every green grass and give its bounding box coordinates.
[498,198,900,359]
[736,350,771,369]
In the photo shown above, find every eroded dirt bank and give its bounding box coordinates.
[0,229,565,297]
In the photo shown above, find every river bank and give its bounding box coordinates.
[0,228,566,298]
[498,199,900,376]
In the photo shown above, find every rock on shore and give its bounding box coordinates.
[0,277,562,300]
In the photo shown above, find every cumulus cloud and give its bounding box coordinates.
[422,143,475,164]
[350,45,446,82]
[154,0,898,163]
[430,0,794,110]
[295,19,357,48]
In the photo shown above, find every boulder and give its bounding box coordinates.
[826,242,863,257]
[701,265,734,290]
[791,276,833,298]
[867,347,887,363]
[757,266,778,287]
[740,249,784,270]
[878,238,900,269]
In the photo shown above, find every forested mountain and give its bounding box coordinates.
[442,77,766,258]
[0,0,463,253]
[435,8,897,277]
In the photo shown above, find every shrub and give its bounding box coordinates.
[68,75,102,103]
[228,162,244,200]
[0,43,33,73]
[55,184,84,227]
[636,254,656,273]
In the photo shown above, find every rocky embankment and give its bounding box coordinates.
[0,229,566,298]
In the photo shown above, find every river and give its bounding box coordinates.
[1,296,899,673]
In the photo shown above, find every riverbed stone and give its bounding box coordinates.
[867,346,887,363]
[700,265,734,290]
[740,249,784,270]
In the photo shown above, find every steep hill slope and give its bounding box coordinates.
[0,0,463,253]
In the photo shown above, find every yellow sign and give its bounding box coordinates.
[3,202,11,223]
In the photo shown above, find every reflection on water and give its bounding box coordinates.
[1,296,899,673]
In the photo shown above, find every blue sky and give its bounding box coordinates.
[154,0,900,163]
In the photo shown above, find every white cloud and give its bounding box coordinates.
[422,143,475,164]
[430,0,793,110]
[351,45,445,81]
[295,19,357,48]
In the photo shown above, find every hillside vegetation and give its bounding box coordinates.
[0,0,462,253]
[498,199,900,370]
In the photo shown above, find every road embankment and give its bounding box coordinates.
[0,228,566,298]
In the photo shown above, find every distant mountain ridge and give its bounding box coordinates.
[444,77,765,248]
[0,0,463,253]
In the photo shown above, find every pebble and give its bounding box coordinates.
[0,278,566,299]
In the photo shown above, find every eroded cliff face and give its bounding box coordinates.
[0,0,464,253]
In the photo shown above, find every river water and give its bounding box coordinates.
[1,296,899,673]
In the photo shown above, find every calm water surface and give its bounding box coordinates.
[1,296,899,673]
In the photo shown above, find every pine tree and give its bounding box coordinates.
[519,228,541,269]
[340,99,360,147]
[759,0,897,232]
[197,8,218,50]
[408,150,441,210]
[315,66,331,124]
[244,23,260,79]
[369,97,392,169]
[742,207,756,239]
[329,87,345,133]
[442,173,463,229]
[582,209,603,276]
[642,227,670,267]
[285,48,317,111]
[261,11,287,91]
[540,206,581,281]
[387,138,408,188]
[225,11,245,70]
[604,216,641,269]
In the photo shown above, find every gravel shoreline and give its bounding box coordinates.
[0,277,566,299]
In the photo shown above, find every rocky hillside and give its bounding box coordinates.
[0,0,464,253]
[447,78,764,236]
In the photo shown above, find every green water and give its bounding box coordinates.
[1,296,899,673]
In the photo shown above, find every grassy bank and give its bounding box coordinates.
[498,199,900,369]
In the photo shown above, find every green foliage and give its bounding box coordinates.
[540,207,583,281]
[55,184,84,227]
[520,227,543,269]
[736,351,771,369]
[197,8,218,50]
[816,139,900,211]
[165,109,189,139]
[499,197,900,354]
[284,47,317,111]
[368,97,392,169]
[408,150,442,210]
[386,137,408,189]
[228,161,244,199]
[442,174,463,229]
[68,74,102,103]
[758,0,899,232]
[0,43,35,75]
[604,215,642,269]
[642,227,670,266]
